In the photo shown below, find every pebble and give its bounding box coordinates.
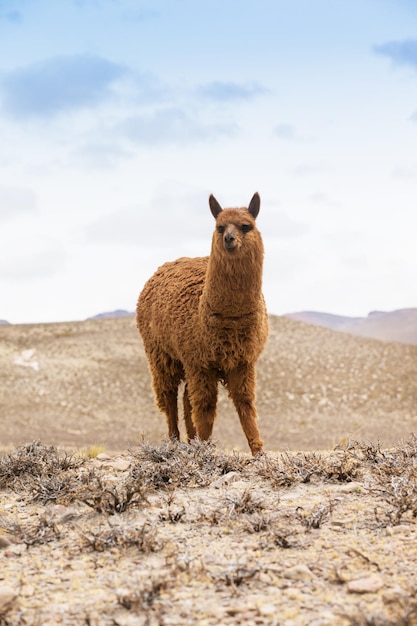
[109,458,131,472]
[0,586,17,611]
[337,481,362,493]
[347,574,384,594]
[211,471,241,488]
[96,453,113,461]
[0,534,12,548]
[386,524,413,536]
[21,584,35,597]
[258,602,277,615]
[284,564,315,581]
[3,545,22,557]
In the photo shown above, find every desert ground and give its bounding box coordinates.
[1,315,417,452]
[1,316,417,624]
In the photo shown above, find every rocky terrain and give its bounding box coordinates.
[1,439,417,624]
[1,315,417,624]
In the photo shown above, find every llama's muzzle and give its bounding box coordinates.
[224,230,238,251]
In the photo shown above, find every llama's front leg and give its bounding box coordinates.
[186,370,218,442]
[183,384,197,442]
[227,363,264,456]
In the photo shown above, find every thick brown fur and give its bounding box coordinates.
[136,193,268,455]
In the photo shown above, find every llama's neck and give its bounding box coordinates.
[201,249,264,318]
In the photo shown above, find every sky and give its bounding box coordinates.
[1,0,417,324]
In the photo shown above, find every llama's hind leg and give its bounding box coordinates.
[186,370,218,442]
[183,384,197,442]
[227,364,264,456]
[149,355,182,441]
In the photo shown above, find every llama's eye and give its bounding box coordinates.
[241,224,252,233]
[217,225,225,234]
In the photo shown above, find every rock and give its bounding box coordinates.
[385,524,413,536]
[337,481,362,493]
[96,453,112,461]
[347,574,384,594]
[284,564,314,581]
[113,608,147,625]
[309,611,343,625]
[258,602,277,616]
[21,584,35,597]
[0,586,17,611]
[105,458,130,472]
[211,471,241,488]
[0,534,12,548]
[3,545,23,557]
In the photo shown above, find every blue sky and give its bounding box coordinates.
[1,0,417,323]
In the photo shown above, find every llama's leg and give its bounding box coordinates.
[149,353,182,441]
[183,384,197,441]
[227,363,264,456]
[186,370,218,442]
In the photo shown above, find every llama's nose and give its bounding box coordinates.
[224,231,237,250]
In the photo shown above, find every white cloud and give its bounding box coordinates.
[274,123,296,140]
[197,80,267,102]
[0,245,68,281]
[374,38,417,71]
[0,186,38,220]
[119,107,239,147]
[1,54,127,119]
[84,183,212,247]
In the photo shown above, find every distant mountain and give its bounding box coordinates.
[284,311,364,331]
[284,308,417,345]
[0,320,10,325]
[88,309,135,320]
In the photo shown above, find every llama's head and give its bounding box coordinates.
[208,193,262,257]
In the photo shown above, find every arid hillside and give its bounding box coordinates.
[1,315,416,453]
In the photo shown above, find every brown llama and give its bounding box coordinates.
[136,192,268,455]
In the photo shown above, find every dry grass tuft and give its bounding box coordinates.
[255,447,361,487]
[0,441,84,490]
[0,512,61,547]
[131,438,247,489]
[81,521,162,553]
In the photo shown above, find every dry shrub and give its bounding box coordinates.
[131,439,247,489]
[79,472,149,515]
[256,448,360,487]
[118,576,170,611]
[0,512,61,547]
[296,499,333,530]
[81,521,162,553]
[344,594,417,626]
[0,441,84,490]
[225,488,265,517]
[371,454,417,525]
[332,436,417,526]
[221,566,259,589]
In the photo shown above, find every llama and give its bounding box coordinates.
[136,193,268,455]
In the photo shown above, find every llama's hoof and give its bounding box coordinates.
[250,445,264,457]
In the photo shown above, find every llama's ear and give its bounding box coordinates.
[248,193,260,219]
[209,194,223,219]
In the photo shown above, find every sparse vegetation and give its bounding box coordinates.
[81,520,162,553]
[1,438,417,624]
[81,444,107,458]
